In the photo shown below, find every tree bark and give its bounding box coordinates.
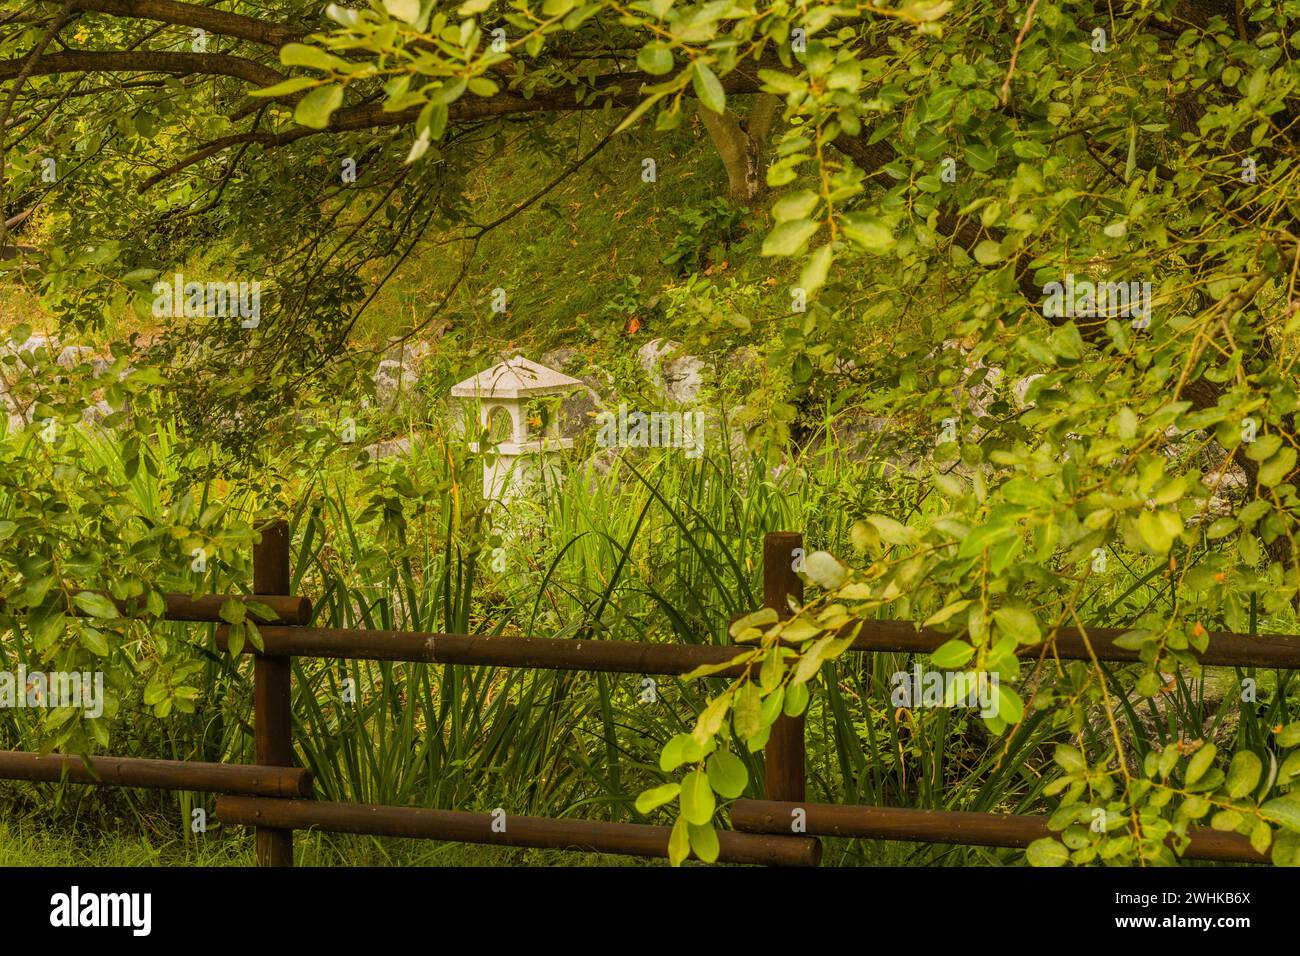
[697,93,778,203]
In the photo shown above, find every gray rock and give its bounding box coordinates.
[384,338,434,367]
[637,338,705,405]
[82,400,115,425]
[1014,374,1045,409]
[364,436,412,460]
[557,385,606,440]
[724,346,762,377]
[57,345,96,369]
[540,347,581,373]
[4,333,55,355]
[374,358,417,405]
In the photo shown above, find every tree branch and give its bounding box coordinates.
[0,50,285,86]
[64,0,307,47]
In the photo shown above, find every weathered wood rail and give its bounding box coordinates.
[0,524,1293,866]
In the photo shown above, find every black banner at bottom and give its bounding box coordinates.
[0,863,1289,944]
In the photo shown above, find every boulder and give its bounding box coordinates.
[374,358,417,405]
[363,436,412,460]
[540,347,581,374]
[556,384,606,441]
[637,338,704,405]
[57,345,96,369]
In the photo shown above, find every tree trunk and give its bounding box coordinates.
[698,93,779,203]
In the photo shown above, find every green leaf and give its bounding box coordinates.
[1258,447,1297,487]
[637,43,674,76]
[687,821,719,862]
[923,599,972,628]
[249,76,320,98]
[660,733,704,771]
[731,683,762,740]
[692,61,726,114]
[294,84,344,129]
[635,782,681,814]
[279,43,350,71]
[706,750,748,799]
[383,0,422,24]
[1136,509,1179,554]
[613,90,668,134]
[792,635,835,685]
[668,815,690,866]
[73,591,118,620]
[802,550,847,589]
[1250,818,1273,854]
[931,639,974,669]
[1260,797,1300,833]
[840,214,894,253]
[79,626,110,657]
[762,219,819,257]
[679,770,716,825]
[799,243,834,293]
[995,685,1024,724]
[993,605,1041,644]
[405,131,433,164]
[973,239,1002,265]
[867,514,916,545]
[964,143,997,171]
[1054,744,1086,774]
[1026,837,1069,866]
[729,607,777,639]
[772,190,820,223]
[243,600,278,623]
[219,598,247,626]
[1225,751,1262,799]
[695,691,732,744]
[758,69,804,94]
[1185,743,1217,786]
[783,681,809,717]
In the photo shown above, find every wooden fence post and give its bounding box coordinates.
[253,519,295,867]
[762,531,805,803]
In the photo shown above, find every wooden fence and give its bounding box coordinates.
[2,524,1296,865]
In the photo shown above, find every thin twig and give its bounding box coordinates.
[1000,0,1041,106]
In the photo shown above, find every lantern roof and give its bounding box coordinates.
[450,356,582,399]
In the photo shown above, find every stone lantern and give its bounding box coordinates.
[451,356,582,502]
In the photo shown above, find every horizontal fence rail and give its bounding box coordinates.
[216,796,822,867]
[216,626,753,676]
[0,751,313,797]
[843,619,1300,670]
[220,622,1300,674]
[729,799,1269,865]
[59,590,314,625]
